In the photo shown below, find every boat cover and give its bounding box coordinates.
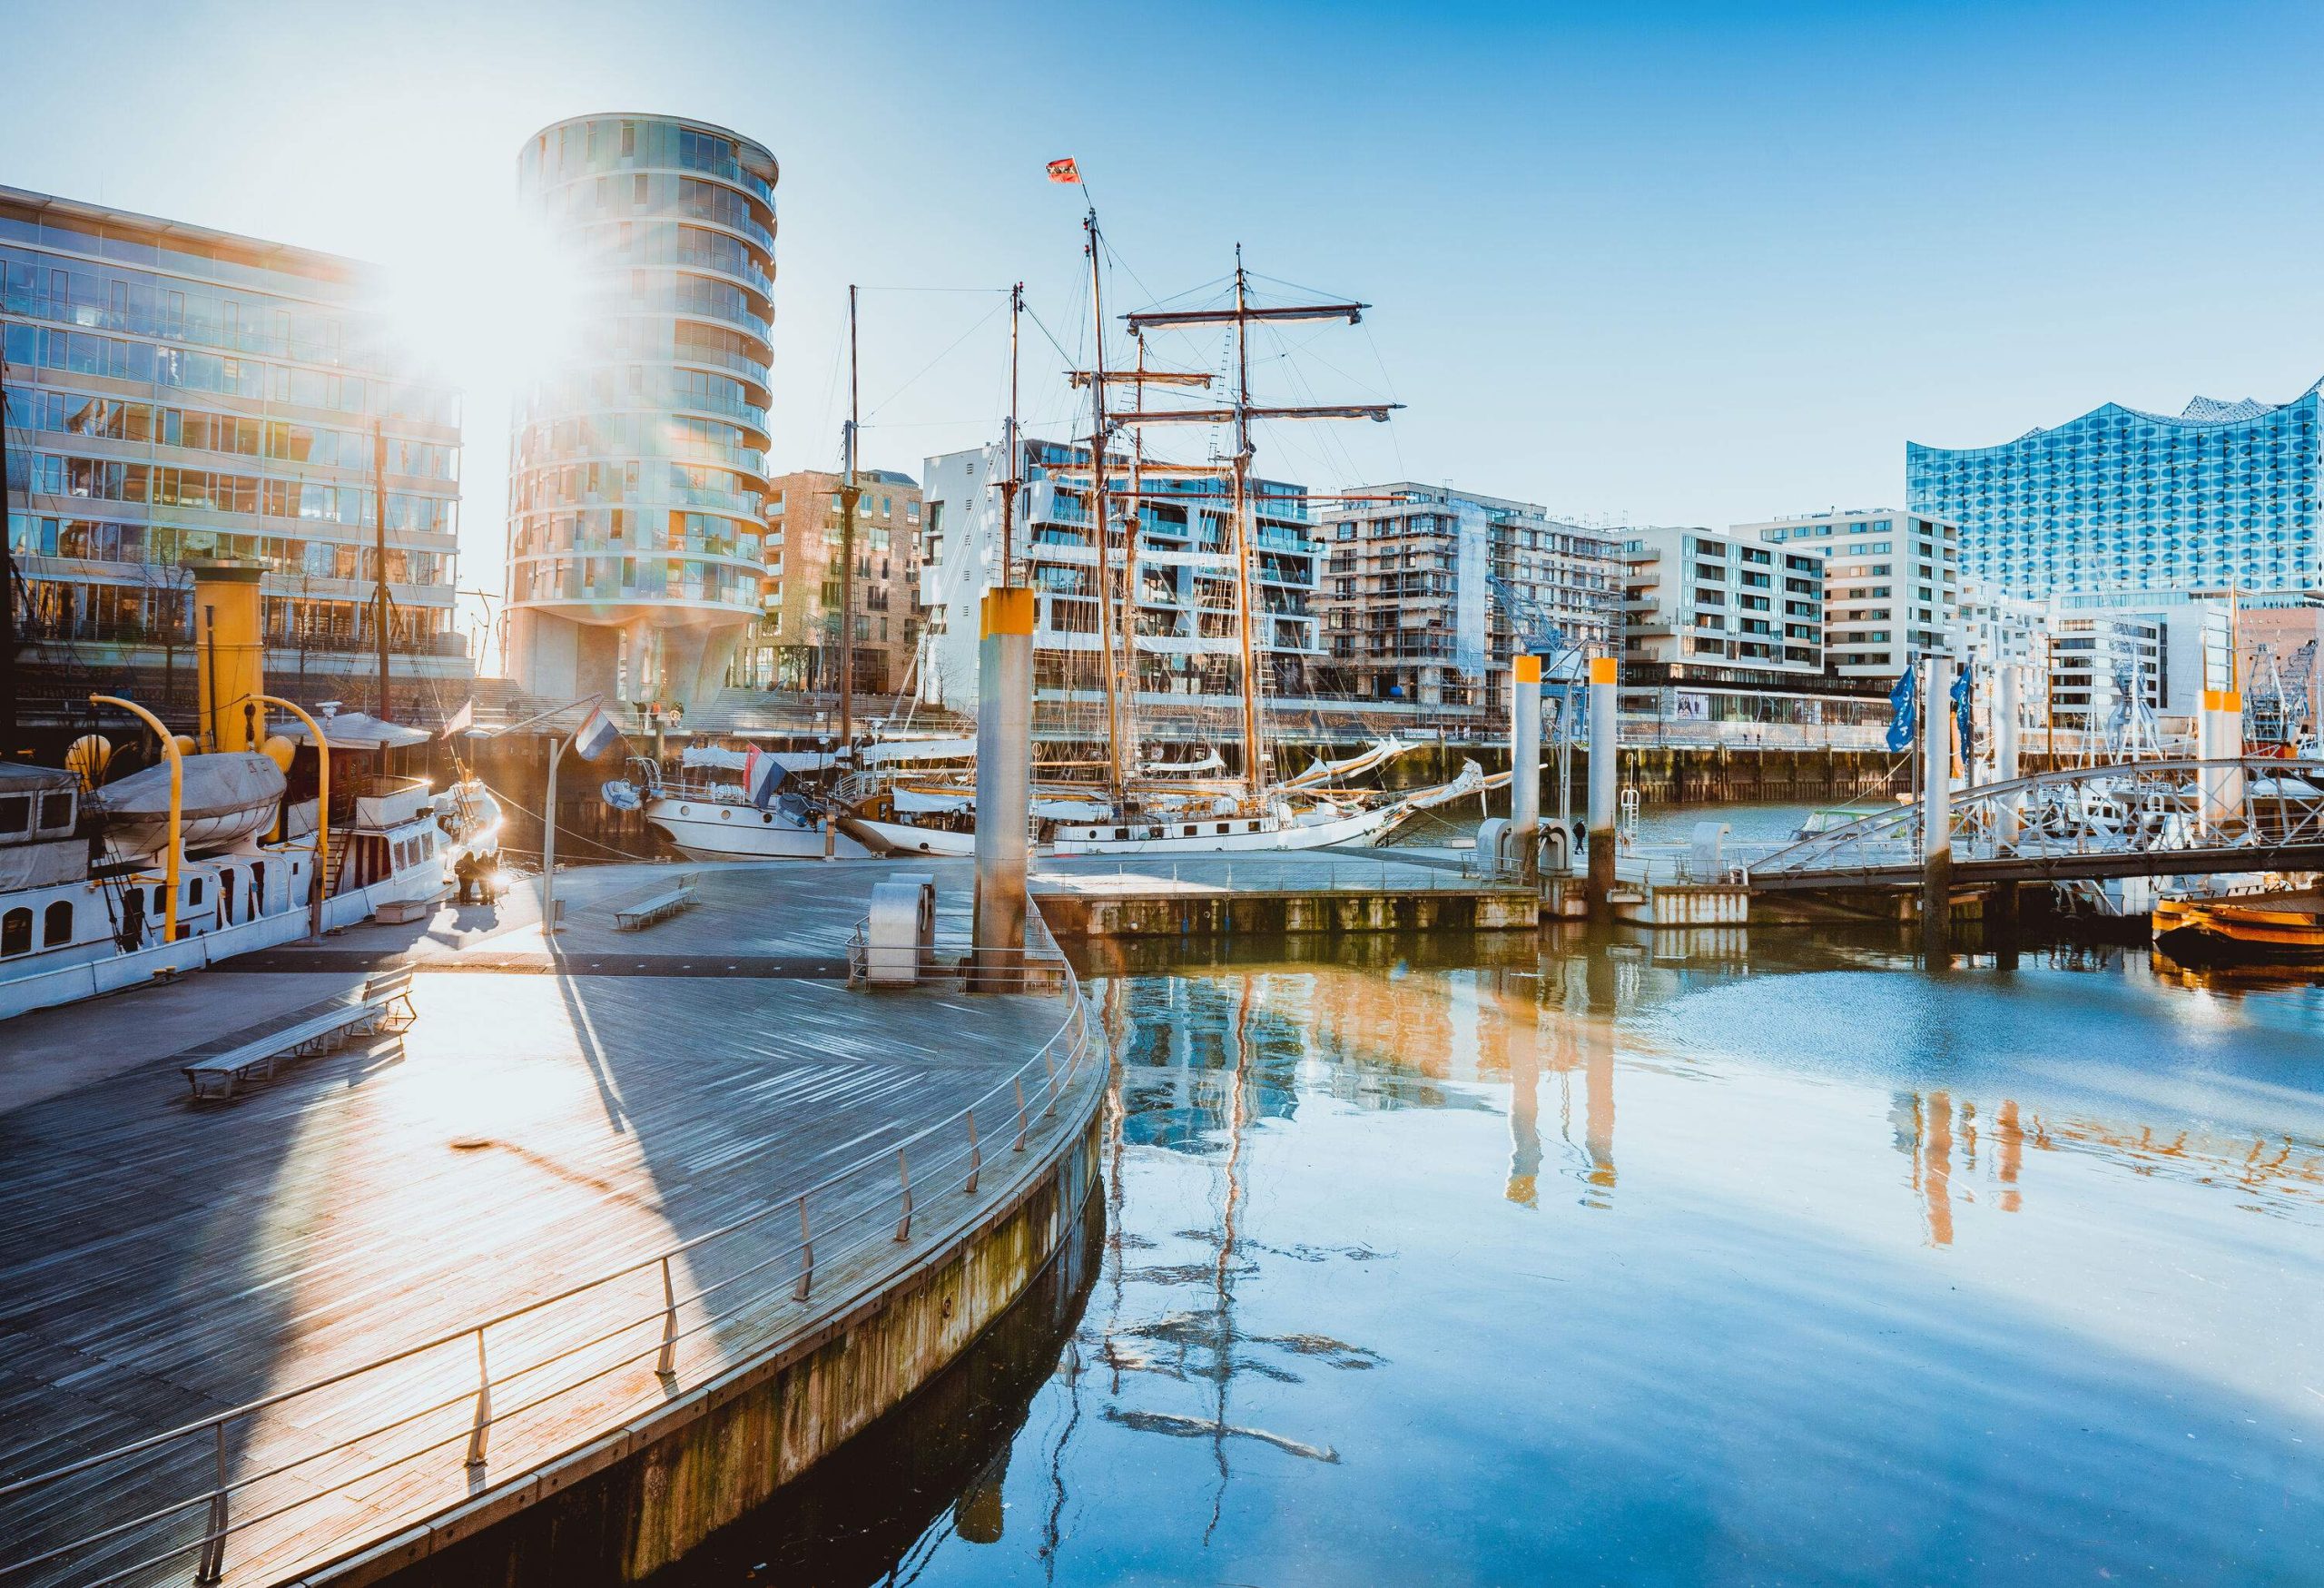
[93,754,285,853]
[275,712,433,749]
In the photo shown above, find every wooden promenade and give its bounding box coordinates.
[0,862,1097,1588]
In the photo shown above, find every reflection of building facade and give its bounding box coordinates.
[736,469,921,695]
[2,183,466,718]
[1313,484,1620,715]
[917,438,1319,714]
[1906,382,2324,605]
[504,114,777,710]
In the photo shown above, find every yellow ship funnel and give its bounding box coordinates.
[186,557,270,753]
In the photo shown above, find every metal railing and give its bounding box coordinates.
[1749,757,2324,885]
[0,915,1101,1588]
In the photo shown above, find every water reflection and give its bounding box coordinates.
[683,924,2324,1585]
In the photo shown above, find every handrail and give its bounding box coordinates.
[0,898,1103,1587]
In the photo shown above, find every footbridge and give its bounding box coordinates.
[1742,758,2324,893]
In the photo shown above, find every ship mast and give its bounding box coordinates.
[1116,254,1396,804]
[999,281,1023,587]
[837,283,861,755]
[1083,210,1130,804]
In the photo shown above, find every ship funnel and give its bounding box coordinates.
[186,557,270,753]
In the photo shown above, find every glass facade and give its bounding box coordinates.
[0,184,462,662]
[1906,386,2324,603]
[505,114,777,707]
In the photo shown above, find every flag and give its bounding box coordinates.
[1951,665,1974,766]
[1046,157,1081,185]
[1884,666,1917,754]
[744,745,786,808]
[440,698,473,740]
[572,705,622,761]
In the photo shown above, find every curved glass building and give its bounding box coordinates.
[505,113,777,708]
[1906,381,2322,604]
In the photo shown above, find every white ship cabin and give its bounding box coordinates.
[0,761,320,974]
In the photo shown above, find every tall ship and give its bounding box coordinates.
[836,191,1491,858]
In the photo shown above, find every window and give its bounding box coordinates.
[0,794,26,835]
[1,908,29,956]
[43,902,72,946]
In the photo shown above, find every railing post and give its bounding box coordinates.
[1013,1076,1029,1151]
[894,1149,913,1241]
[192,1420,229,1583]
[965,1109,982,1194]
[464,1327,492,1468]
[1041,1046,1059,1119]
[655,1255,678,1377]
[793,1196,814,1301]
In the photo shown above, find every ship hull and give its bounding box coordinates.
[645,798,871,861]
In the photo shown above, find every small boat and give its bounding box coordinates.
[2152,890,2324,964]
[1791,802,1898,841]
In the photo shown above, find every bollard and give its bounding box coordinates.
[1921,652,1955,967]
[1511,654,1542,881]
[972,589,1034,988]
[1585,656,1619,915]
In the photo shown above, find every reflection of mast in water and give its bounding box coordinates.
[1206,974,1256,1543]
[1580,950,1619,1205]
[1996,1100,2024,1212]
[1502,970,1541,1207]
[1922,1090,1955,1245]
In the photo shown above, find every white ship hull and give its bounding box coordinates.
[645,797,871,861]
[848,818,980,857]
[1051,801,1400,856]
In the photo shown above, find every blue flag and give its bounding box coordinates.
[1951,665,1974,766]
[1885,666,1917,753]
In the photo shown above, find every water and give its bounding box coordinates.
[683,928,2324,1586]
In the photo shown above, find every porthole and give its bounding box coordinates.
[720,809,731,821]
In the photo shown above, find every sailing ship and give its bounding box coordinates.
[847,197,1487,857]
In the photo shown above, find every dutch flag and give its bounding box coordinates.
[573,705,623,762]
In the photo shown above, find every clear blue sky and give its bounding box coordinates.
[5,0,2319,609]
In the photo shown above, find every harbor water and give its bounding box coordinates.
[676,922,2324,1585]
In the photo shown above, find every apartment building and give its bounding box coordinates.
[737,469,921,695]
[1738,508,1960,677]
[1314,484,1620,715]
[917,438,1318,713]
[1620,526,1823,676]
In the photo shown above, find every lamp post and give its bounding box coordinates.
[90,695,181,944]
[251,694,330,938]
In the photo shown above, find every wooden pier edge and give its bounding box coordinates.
[297,1035,1108,1588]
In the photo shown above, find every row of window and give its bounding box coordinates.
[14,390,456,480]
[11,453,453,534]
[1,320,455,428]
[6,513,449,586]
[0,246,373,372]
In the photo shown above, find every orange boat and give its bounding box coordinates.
[2153,890,2324,964]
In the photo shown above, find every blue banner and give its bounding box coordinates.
[1885,666,1917,753]
[1951,665,1974,766]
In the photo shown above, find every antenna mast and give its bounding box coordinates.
[1085,211,1128,804]
[1000,281,1023,587]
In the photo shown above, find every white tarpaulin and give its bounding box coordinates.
[893,788,973,814]
[275,712,433,750]
[861,736,978,764]
[683,745,835,774]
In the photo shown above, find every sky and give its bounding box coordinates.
[5,0,2320,634]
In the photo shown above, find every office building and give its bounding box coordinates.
[917,438,1319,714]
[504,113,777,709]
[1313,485,1620,715]
[1738,508,1960,678]
[1906,381,2324,605]
[738,469,922,695]
[1,184,465,719]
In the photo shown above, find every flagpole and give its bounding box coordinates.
[541,728,570,935]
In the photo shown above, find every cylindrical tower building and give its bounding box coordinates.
[505,113,777,709]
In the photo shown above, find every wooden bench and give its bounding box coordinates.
[180,968,419,1101]
[611,873,698,932]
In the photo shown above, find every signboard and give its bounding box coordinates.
[1673,691,1710,722]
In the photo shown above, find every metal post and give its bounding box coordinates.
[972,588,1034,987]
[2199,686,2245,834]
[257,695,330,936]
[655,1255,678,1377]
[964,1109,982,1194]
[793,1196,813,1301]
[1585,656,1619,915]
[1511,653,1541,880]
[1994,663,2021,849]
[541,732,569,933]
[1012,1075,1029,1151]
[893,1148,913,1242]
[193,1420,229,1583]
[464,1328,492,1468]
[1921,652,1955,967]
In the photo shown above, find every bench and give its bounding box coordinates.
[611,873,698,932]
[180,968,419,1101]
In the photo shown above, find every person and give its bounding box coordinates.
[454,849,479,905]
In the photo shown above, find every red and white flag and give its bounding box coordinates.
[1046,157,1081,185]
[440,698,474,740]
